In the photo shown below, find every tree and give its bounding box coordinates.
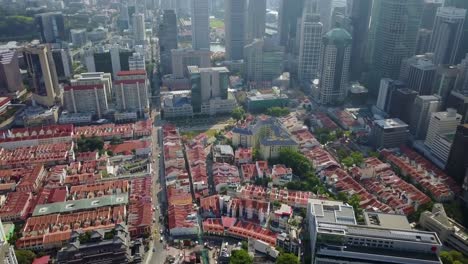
[440,250,468,264]
[350,152,364,165]
[76,136,104,153]
[266,107,290,117]
[276,253,299,264]
[241,241,248,251]
[230,249,253,264]
[277,149,313,177]
[342,157,354,167]
[15,249,36,264]
[232,107,246,121]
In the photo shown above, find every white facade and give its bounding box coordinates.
[129,52,146,71]
[425,109,462,148]
[431,133,454,164]
[191,0,210,50]
[298,13,323,82]
[376,78,392,111]
[410,95,441,140]
[114,71,150,113]
[64,85,108,118]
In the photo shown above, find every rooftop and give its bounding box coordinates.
[374,118,408,129]
[363,212,411,230]
[308,199,356,225]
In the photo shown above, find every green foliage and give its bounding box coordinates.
[15,249,36,264]
[342,157,355,167]
[232,106,246,121]
[0,14,37,40]
[272,200,281,208]
[79,231,92,243]
[266,107,290,117]
[440,250,468,264]
[110,136,123,145]
[254,176,270,187]
[369,151,379,158]
[276,253,299,264]
[341,152,364,167]
[241,241,248,251]
[77,136,104,153]
[252,148,260,161]
[230,249,253,264]
[277,149,312,177]
[409,201,434,223]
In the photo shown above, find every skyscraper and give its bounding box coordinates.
[278,0,304,52]
[117,3,130,30]
[188,66,229,113]
[406,56,437,95]
[316,28,352,105]
[370,0,423,88]
[410,95,441,139]
[433,65,459,105]
[245,0,266,43]
[20,44,61,107]
[224,0,246,60]
[349,0,372,81]
[446,124,468,184]
[420,0,444,30]
[133,13,146,44]
[159,10,178,75]
[444,0,468,63]
[429,7,466,65]
[0,50,24,95]
[388,88,418,125]
[317,0,333,33]
[35,12,66,44]
[298,12,323,82]
[191,0,210,50]
[244,38,284,84]
[425,109,462,148]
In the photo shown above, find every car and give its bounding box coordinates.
[156,205,160,211]
[153,218,156,223]
[160,236,164,242]
[159,228,163,234]
[152,248,156,252]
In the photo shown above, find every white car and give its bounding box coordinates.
[160,236,164,242]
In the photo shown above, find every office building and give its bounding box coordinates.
[35,12,66,43]
[376,79,407,113]
[420,203,468,254]
[316,28,352,105]
[307,199,357,226]
[117,3,130,30]
[371,0,423,83]
[445,90,468,122]
[425,109,462,148]
[171,48,211,79]
[372,118,409,149]
[0,50,24,95]
[63,72,112,118]
[52,47,73,81]
[245,0,266,43]
[191,0,210,50]
[20,44,61,107]
[244,38,284,85]
[410,95,441,140]
[446,124,468,184]
[420,0,445,30]
[70,29,87,47]
[114,70,150,115]
[434,65,459,104]
[456,53,468,93]
[432,132,456,164]
[406,56,437,95]
[84,45,133,77]
[415,28,433,55]
[349,0,372,81]
[57,224,142,264]
[133,13,146,44]
[159,9,178,75]
[298,11,323,82]
[129,52,145,71]
[317,0,332,34]
[387,88,418,125]
[430,7,466,65]
[225,0,246,61]
[188,66,237,115]
[0,219,17,264]
[278,0,304,52]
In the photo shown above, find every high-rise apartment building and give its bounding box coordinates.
[114,70,150,114]
[20,44,61,107]
[425,109,462,148]
[35,12,66,44]
[446,124,468,184]
[410,95,441,140]
[133,13,146,44]
[371,0,423,85]
[430,7,466,65]
[244,38,284,85]
[159,9,178,75]
[245,0,266,43]
[316,28,352,105]
[191,0,210,50]
[0,50,24,95]
[129,52,145,71]
[171,48,211,79]
[298,12,323,82]
[349,0,372,81]
[224,0,246,61]
[63,73,112,118]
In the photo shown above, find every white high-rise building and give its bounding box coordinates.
[425,108,462,148]
[225,0,246,61]
[316,28,352,105]
[191,0,210,50]
[133,13,146,44]
[0,219,17,264]
[298,10,323,82]
[430,7,466,65]
[114,70,150,114]
[410,95,441,140]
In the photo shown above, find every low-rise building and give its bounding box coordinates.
[372,118,409,149]
[212,145,234,164]
[246,93,288,113]
[271,164,293,186]
[235,147,253,165]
